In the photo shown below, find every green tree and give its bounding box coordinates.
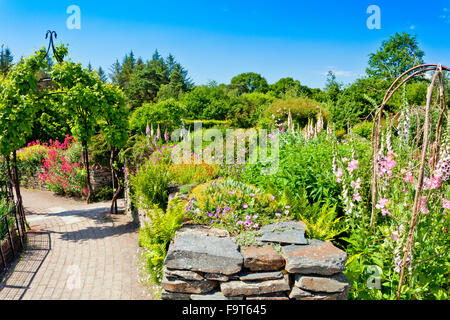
[0,47,55,208]
[97,66,107,82]
[98,84,129,212]
[324,71,343,102]
[51,62,105,203]
[230,72,269,94]
[366,32,425,79]
[0,45,13,76]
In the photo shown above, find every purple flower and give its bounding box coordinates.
[243,203,248,209]
[250,193,255,197]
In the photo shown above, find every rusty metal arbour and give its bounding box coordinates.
[370,63,450,299]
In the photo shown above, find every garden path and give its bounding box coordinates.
[0,189,152,300]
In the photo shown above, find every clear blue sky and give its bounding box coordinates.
[1,0,449,88]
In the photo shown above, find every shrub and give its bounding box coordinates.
[226,92,275,128]
[352,121,373,139]
[17,142,49,183]
[259,97,329,130]
[139,196,186,284]
[38,136,86,196]
[130,156,171,210]
[129,99,184,134]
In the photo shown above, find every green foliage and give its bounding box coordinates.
[138,196,186,284]
[51,62,103,144]
[0,45,13,76]
[366,32,425,79]
[242,133,340,206]
[226,92,275,128]
[268,77,314,99]
[182,85,230,120]
[130,99,184,134]
[94,185,113,201]
[230,72,269,94]
[233,230,263,247]
[259,97,328,129]
[89,133,111,167]
[131,159,171,210]
[0,199,14,241]
[111,50,192,108]
[299,202,347,241]
[0,47,49,155]
[182,119,231,128]
[65,141,82,164]
[352,121,373,139]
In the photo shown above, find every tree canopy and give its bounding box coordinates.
[366,32,425,79]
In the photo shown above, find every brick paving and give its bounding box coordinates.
[0,190,152,300]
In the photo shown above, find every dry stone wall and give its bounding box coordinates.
[161,222,350,300]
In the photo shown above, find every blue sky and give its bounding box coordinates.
[1,0,449,88]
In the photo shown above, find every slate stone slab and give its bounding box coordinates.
[257,221,308,245]
[164,267,204,281]
[239,271,283,281]
[165,232,243,275]
[203,273,230,282]
[220,275,290,297]
[174,225,230,239]
[241,245,285,271]
[260,221,306,233]
[282,239,347,275]
[289,287,314,299]
[161,275,218,294]
[294,273,350,293]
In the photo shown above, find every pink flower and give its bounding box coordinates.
[376,198,389,209]
[270,195,275,201]
[275,213,281,218]
[391,230,400,242]
[420,196,429,214]
[335,168,343,183]
[237,220,243,225]
[404,171,414,184]
[243,203,248,209]
[353,192,362,202]
[347,160,359,173]
[350,178,361,190]
[342,157,348,163]
[381,208,391,216]
[442,199,450,210]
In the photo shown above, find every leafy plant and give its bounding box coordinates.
[299,202,348,241]
[138,195,186,284]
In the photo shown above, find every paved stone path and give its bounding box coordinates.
[0,189,152,300]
